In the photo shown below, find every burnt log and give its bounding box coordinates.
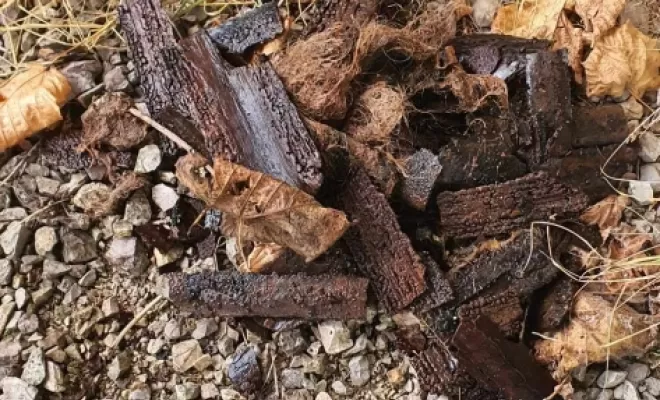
[338,168,428,312]
[208,2,283,54]
[119,0,322,193]
[303,0,379,36]
[452,316,556,400]
[437,172,589,240]
[410,253,455,314]
[163,271,368,320]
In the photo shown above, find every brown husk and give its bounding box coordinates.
[176,154,350,262]
[344,82,407,145]
[273,0,471,121]
[80,92,148,151]
[89,172,147,218]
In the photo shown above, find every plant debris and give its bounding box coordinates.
[491,0,566,39]
[580,194,630,239]
[567,0,626,39]
[176,154,349,262]
[583,22,660,97]
[0,65,71,151]
[344,82,406,146]
[535,292,659,381]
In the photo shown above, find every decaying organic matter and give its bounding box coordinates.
[176,154,349,262]
[0,65,71,151]
[162,271,369,320]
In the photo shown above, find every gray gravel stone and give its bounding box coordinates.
[192,318,218,340]
[135,145,162,174]
[282,368,305,389]
[318,321,353,355]
[640,133,660,162]
[0,259,13,286]
[598,371,628,389]
[642,393,657,400]
[108,352,131,381]
[34,226,57,256]
[129,384,151,400]
[61,230,97,263]
[629,181,654,205]
[35,177,60,196]
[621,381,641,400]
[348,355,370,387]
[201,383,219,400]
[646,378,660,396]
[43,361,65,393]
[124,190,152,226]
[176,382,201,400]
[0,222,30,260]
[60,60,102,97]
[42,259,71,279]
[20,348,45,386]
[105,237,149,275]
[627,364,651,384]
[103,65,132,92]
[1,377,38,400]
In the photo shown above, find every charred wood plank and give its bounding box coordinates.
[410,253,454,314]
[208,2,283,54]
[338,168,427,312]
[452,316,556,400]
[572,104,630,148]
[119,0,322,192]
[437,172,589,239]
[533,276,577,332]
[458,293,523,338]
[436,116,527,189]
[163,271,368,320]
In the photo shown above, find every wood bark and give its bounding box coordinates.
[303,0,379,36]
[338,168,429,312]
[437,172,589,239]
[163,271,368,320]
[119,0,322,193]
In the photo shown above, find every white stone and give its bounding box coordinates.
[78,269,97,287]
[627,364,650,383]
[471,0,499,27]
[35,177,60,196]
[598,371,629,389]
[34,226,58,256]
[147,338,165,355]
[164,319,182,340]
[348,355,370,387]
[646,377,660,396]
[152,184,179,212]
[640,164,660,191]
[331,381,347,395]
[43,361,65,393]
[172,339,204,373]
[316,393,333,400]
[108,353,131,381]
[220,388,244,400]
[73,183,111,212]
[14,288,27,310]
[192,318,218,340]
[318,321,353,355]
[629,181,654,205]
[175,382,201,400]
[135,145,162,174]
[0,222,30,259]
[639,133,660,162]
[201,383,220,400]
[21,348,46,386]
[621,381,641,400]
[102,297,120,317]
[0,377,38,400]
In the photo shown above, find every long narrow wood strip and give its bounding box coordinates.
[163,271,368,320]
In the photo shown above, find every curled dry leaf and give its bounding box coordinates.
[579,194,629,239]
[176,154,350,262]
[491,0,567,39]
[534,292,658,381]
[553,11,585,84]
[568,0,626,40]
[344,82,406,145]
[0,65,71,151]
[584,22,660,98]
[239,243,286,273]
[80,92,148,151]
[603,224,652,293]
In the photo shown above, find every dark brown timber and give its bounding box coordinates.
[208,2,283,54]
[163,271,368,320]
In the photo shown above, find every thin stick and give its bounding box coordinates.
[112,295,167,348]
[129,108,194,153]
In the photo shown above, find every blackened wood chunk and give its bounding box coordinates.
[436,116,527,189]
[437,172,589,239]
[572,104,629,148]
[534,276,577,332]
[164,271,368,320]
[119,0,322,192]
[303,0,379,36]
[410,253,454,314]
[452,316,556,400]
[208,2,283,54]
[225,62,323,192]
[401,149,442,210]
[338,169,426,312]
[458,292,523,338]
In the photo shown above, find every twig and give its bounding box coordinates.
[112,295,167,348]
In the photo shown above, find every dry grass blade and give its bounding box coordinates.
[176,154,350,262]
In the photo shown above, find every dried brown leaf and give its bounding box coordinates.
[583,22,660,97]
[80,92,148,151]
[0,65,71,151]
[534,292,658,380]
[176,154,350,262]
[579,195,629,239]
[553,11,585,84]
[239,243,286,273]
[570,0,626,39]
[491,0,567,39]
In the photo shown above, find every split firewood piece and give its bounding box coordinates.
[207,2,283,54]
[572,104,630,148]
[161,271,369,320]
[453,316,556,400]
[533,276,577,332]
[0,65,71,151]
[119,0,322,192]
[176,154,349,262]
[437,172,589,240]
[338,168,428,312]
